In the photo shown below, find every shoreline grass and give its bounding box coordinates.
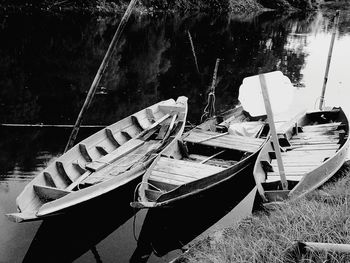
[177,161,350,262]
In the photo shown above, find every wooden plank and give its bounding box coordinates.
[136,113,170,138]
[152,166,212,181]
[270,160,322,166]
[157,157,224,174]
[270,165,317,173]
[291,144,339,151]
[302,122,341,131]
[66,171,91,191]
[192,134,265,147]
[290,140,339,146]
[196,132,229,144]
[151,170,196,183]
[33,185,71,202]
[259,74,288,190]
[266,176,302,183]
[149,174,186,185]
[184,137,259,153]
[187,154,237,168]
[292,133,340,140]
[200,150,225,164]
[85,139,145,172]
[156,124,169,139]
[267,171,308,177]
[148,178,178,191]
[186,130,265,146]
[162,113,178,141]
[159,104,186,114]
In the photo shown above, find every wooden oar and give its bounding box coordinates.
[67,114,172,190]
[200,150,225,164]
[196,132,229,143]
[162,113,178,142]
[259,74,288,190]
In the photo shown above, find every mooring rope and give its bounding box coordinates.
[200,58,220,123]
[132,181,164,242]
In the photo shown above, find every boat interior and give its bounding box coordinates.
[15,98,187,215]
[142,119,269,202]
[256,108,349,200]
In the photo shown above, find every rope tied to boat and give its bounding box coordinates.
[200,58,220,123]
[132,181,165,242]
[200,91,216,123]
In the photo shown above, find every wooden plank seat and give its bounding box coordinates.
[266,175,302,183]
[267,166,317,177]
[301,122,342,132]
[83,141,161,185]
[289,143,340,151]
[85,139,145,172]
[186,154,237,168]
[149,157,225,186]
[183,129,265,153]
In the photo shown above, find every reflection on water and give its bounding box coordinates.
[1,5,350,262]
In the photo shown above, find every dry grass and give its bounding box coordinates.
[179,161,350,263]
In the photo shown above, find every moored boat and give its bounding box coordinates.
[253,107,350,203]
[131,107,269,209]
[7,96,188,222]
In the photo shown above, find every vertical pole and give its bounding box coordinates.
[319,10,340,110]
[259,74,288,190]
[64,0,138,153]
[187,31,200,74]
[208,58,220,118]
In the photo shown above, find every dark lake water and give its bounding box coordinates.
[1,4,350,262]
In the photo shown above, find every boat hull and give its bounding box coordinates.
[7,96,188,222]
[253,107,350,203]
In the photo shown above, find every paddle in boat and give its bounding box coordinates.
[131,105,270,209]
[253,106,350,203]
[7,96,188,222]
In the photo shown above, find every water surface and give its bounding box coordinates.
[1,5,350,262]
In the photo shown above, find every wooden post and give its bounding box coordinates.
[64,0,138,153]
[259,74,288,190]
[301,242,350,253]
[208,58,220,118]
[319,10,340,110]
[187,31,200,74]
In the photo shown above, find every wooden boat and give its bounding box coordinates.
[131,107,269,209]
[7,96,188,222]
[253,107,350,203]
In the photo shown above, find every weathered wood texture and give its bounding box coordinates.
[184,129,265,153]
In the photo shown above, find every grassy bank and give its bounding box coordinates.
[177,161,350,262]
